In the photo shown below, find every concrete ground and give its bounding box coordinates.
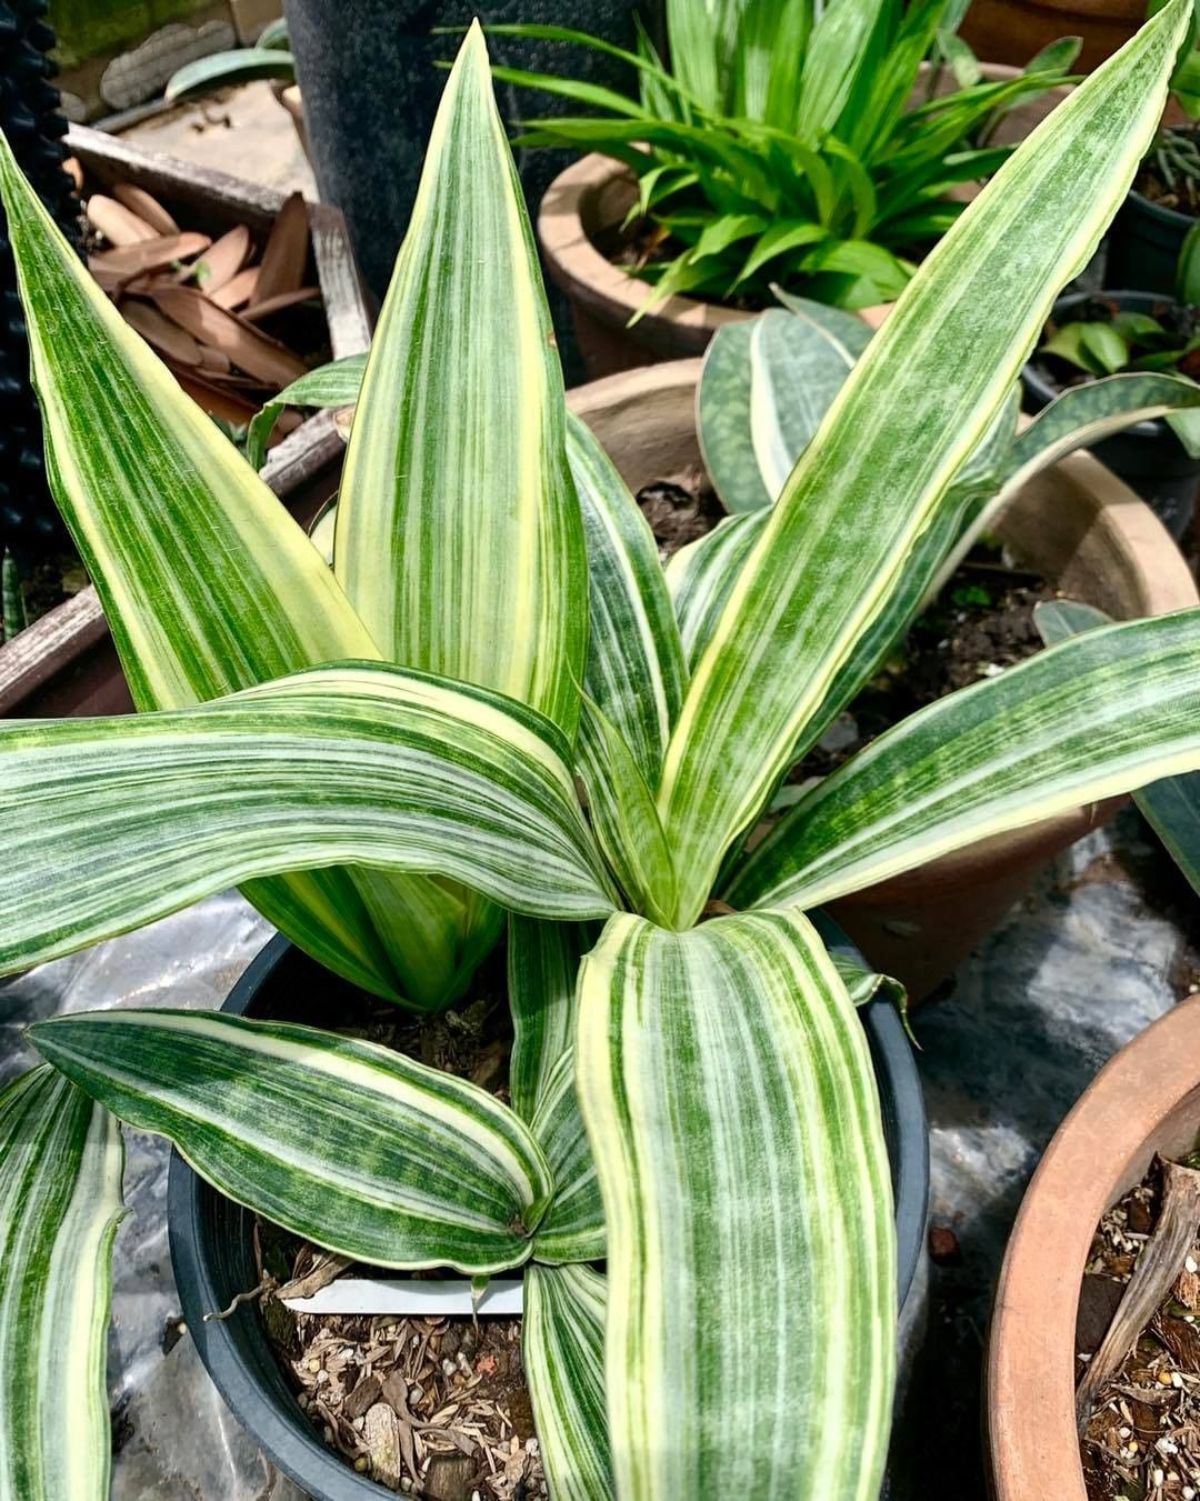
[119,81,315,198]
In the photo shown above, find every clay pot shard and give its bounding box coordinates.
[112,183,180,237]
[186,224,252,294]
[209,266,261,311]
[86,194,158,246]
[90,232,213,283]
[252,191,309,306]
[150,285,308,388]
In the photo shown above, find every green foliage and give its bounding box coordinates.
[0,7,1197,1500]
[489,3,1074,310]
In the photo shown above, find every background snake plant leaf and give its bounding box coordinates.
[507,916,596,1124]
[0,1067,123,1501]
[0,109,491,1014]
[529,1049,605,1265]
[656,0,1191,929]
[577,909,894,1501]
[695,322,771,515]
[0,665,617,974]
[729,608,1200,912]
[523,1264,613,1501]
[335,23,587,740]
[568,414,686,785]
[245,352,367,473]
[29,1012,553,1273]
[1036,598,1200,899]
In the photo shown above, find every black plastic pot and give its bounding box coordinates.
[1021,290,1200,541]
[1105,188,1194,298]
[169,931,930,1501]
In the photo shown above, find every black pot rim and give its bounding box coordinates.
[1021,288,1181,443]
[1128,184,1198,232]
[169,930,930,1501]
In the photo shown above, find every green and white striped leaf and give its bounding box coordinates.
[530,1050,604,1264]
[1036,598,1200,899]
[245,353,367,472]
[30,1012,552,1273]
[568,413,686,783]
[577,909,894,1500]
[696,322,770,514]
[0,664,618,975]
[0,118,485,1012]
[926,371,1200,599]
[335,24,587,738]
[655,0,1191,928]
[0,1067,123,1501]
[523,1264,613,1501]
[508,916,595,1123]
[666,510,768,673]
[729,609,1200,912]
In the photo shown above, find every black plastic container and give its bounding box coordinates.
[170,932,930,1501]
[1105,189,1193,298]
[1021,290,1200,541]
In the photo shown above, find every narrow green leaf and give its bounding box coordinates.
[246,353,367,473]
[732,220,828,289]
[729,609,1200,912]
[577,909,895,1499]
[656,0,1192,928]
[0,664,618,975]
[335,25,588,739]
[508,916,596,1124]
[568,414,686,784]
[524,1264,613,1501]
[667,511,767,670]
[697,323,773,514]
[1036,598,1200,900]
[0,1067,123,1501]
[165,48,295,102]
[530,1050,604,1264]
[30,1013,552,1273]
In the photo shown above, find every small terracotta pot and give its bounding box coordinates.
[568,359,1199,998]
[986,995,1200,1500]
[539,66,1070,380]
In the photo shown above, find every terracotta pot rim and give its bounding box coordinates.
[567,358,1199,889]
[986,996,1200,1501]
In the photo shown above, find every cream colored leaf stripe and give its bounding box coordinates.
[0,664,618,974]
[577,909,895,1499]
[655,0,1191,929]
[336,23,587,737]
[0,1067,123,1501]
[523,1264,613,1501]
[30,1011,553,1275]
[530,1050,605,1265]
[730,609,1200,912]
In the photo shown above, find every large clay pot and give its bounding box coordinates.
[959,0,1143,73]
[539,66,1071,380]
[569,359,1199,997]
[986,995,1200,1500]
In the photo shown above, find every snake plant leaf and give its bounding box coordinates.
[523,1265,613,1501]
[166,48,296,102]
[0,1067,123,1501]
[568,414,686,784]
[926,371,1200,598]
[530,1050,605,1264]
[577,908,894,1500]
[335,24,587,740]
[245,353,367,473]
[508,916,596,1123]
[30,1013,553,1274]
[729,608,1200,912]
[657,0,1191,928]
[1036,598,1200,900]
[0,664,618,975]
[696,323,770,514]
[0,122,484,1013]
[667,511,767,671]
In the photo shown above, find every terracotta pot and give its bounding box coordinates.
[959,0,1142,75]
[568,359,1199,998]
[986,995,1200,1500]
[538,66,1070,380]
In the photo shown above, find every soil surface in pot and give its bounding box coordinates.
[236,960,549,1500]
[636,474,1058,780]
[1077,1155,1200,1500]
